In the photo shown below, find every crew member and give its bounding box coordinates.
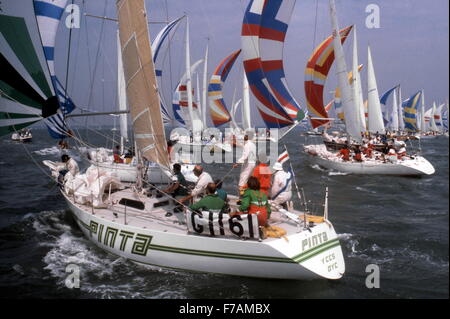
[113,145,123,163]
[180,165,213,203]
[338,144,351,161]
[233,131,256,194]
[237,176,271,227]
[189,183,225,213]
[252,152,272,196]
[163,163,188,197]
[270,162,292,208]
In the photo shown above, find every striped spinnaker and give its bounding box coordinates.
[33,0,76,138]
[403,91,422,132]
[258,0,303,121]
[0,12,72,138]
[305,25,353,128]
[151,16,185,124]
[241,0,294,128]
[208,49,241,127]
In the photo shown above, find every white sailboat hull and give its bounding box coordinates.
[304,144,435,176]
[62,190,345,280]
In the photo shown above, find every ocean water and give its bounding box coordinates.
[0,128,448,299]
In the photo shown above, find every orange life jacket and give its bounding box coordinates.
[252,163,272,194]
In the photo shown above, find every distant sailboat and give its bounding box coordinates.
[303,0,435,176]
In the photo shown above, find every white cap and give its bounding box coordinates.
[273,162,283,171]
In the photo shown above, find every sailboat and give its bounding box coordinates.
[169,20,234,154]
[41,0,347,280]
[303,0,435,176]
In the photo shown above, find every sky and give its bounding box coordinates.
[1,0,449,128]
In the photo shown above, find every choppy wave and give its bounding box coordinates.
[27,210,193,298]
[34,147,62,156]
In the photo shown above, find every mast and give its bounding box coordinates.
[352,26,366,133]
[367,46,385,134]
[398,86,405,131]
[420,89,426,132]
[202,43,209,128]
[116,0,170,168]
[329,0,361,143]
[117,31,128,154]
[390,88,399,132]
[185,16,195,133]
[242,73,251,130]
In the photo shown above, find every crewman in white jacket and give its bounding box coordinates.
[180,165,213,203]
[270,162,292,207]
[233,132,256,193]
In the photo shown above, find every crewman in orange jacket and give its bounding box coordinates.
[252,153,272,196]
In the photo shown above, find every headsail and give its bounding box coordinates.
[116,0,169,168]
[241,0,293,128]
[402,91,422,132]
[305,26,352,128]
[208,49,241,127]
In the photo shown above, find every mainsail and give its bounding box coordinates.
[172,59,204,127]
[434,103,445,132]
[367,46,385,134]
[208,49,241,127]
[241,0,293,128]
[329,0,361,143]
[116,0,169,168]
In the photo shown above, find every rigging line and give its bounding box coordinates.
[4,112,61,181]
[165,0,174,121]
[86,0,108,111]
[63,0,75,120]
[69,117,123,147]
[69,0,85,95]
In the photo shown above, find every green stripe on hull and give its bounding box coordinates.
[71,211,341,265]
